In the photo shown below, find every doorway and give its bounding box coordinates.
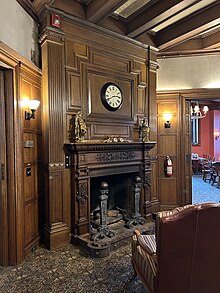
[189,98,220,204]
[0,69,9,265]
[0,66,18,266]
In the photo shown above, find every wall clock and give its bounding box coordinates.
[101,82,123,111]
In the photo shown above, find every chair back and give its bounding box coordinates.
[155,203,220,293]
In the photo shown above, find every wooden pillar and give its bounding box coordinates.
[146,46,159,214]
[40,28,70,250]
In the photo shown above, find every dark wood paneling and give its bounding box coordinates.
[24,201,38,247]
[157,135,177,155]
[66,71,81,111]
[159,178,177,204]
[0,43,42,265]
[93,53,129,72]
[21,66,42,255]
[41,33,70,250]
[24,166,36,201]
[137,87,146,116]
[87,70,133,118]
[65,40,89,70]
[39,10,157,251]
[47,42,65,163]
[157,97,179,208]
[90,123,132,139]
[50,171,64,223]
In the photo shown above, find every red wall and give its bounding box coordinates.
[192,110,214,158]
[214,110,220,161]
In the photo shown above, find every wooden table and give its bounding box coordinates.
[192,157,206,174]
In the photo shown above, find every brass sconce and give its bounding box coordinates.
[22,99,40,120]
[163,113,172,128]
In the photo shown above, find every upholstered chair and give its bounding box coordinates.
[131,203,220,293]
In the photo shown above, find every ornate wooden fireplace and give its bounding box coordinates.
[65,141,156,257]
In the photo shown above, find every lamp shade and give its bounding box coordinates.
[28,100,40,110]
[163,113,172,121]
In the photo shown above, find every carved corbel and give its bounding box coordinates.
[144,174,151,191]
[76,183,88,205]
[39,27,65,46]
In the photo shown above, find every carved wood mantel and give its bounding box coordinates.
[65,141,156,256]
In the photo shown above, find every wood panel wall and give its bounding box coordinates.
[0,43,42,266]
[39,7,158,250]
[157,95,180,209]
[20,65,43,254]
[157,88,220,210]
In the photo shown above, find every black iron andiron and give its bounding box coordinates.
[91,182,115,241]
[127,176,146,228]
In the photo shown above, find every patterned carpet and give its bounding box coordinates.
[192,174,220,204]
[0,242,147,293]
[2,176,217,293]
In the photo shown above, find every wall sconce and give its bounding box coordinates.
[163,113,172,128]
[22,99,40,120]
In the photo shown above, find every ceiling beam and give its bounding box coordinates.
[16,0,39,21]
[156,2,220,50]
[87,0,127,24]
[127,0,201,38]
[202,30,220,49]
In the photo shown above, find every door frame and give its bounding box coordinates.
[180,90,220,205]
[0,69,8,266]
[0,45,24,266]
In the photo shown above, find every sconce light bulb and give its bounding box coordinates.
[163,113,172,122]
[28,100,40,111]
[194,104,200,113]
[203,105,209,114]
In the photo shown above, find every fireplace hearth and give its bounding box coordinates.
[65,141,156,257]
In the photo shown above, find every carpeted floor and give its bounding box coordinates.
[0,242,147,293]
[192,174,220,204]
[2,176,219,293]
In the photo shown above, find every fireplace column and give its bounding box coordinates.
[91,182,115,241]
[127,176,146,228]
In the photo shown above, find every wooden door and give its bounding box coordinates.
[0,69,8,265]
[182,100,192,205]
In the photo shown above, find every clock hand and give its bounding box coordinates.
[106,95,120,100]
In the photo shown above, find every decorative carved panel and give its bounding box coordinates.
[24,165,36,201]
[65,40,90,70]
[66,71,81,111]
[159,179,177,205]
[157,135,177,155]
[92,52,129,72]
[47,42,64,163]
[24,201,38,248]
[49,171,64,223]
[86,69,133,118]
[90,123,132,139]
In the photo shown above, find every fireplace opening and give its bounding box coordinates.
[90,172,140,236]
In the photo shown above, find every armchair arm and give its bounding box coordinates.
[134,230,156,255]
[132,230,157,291]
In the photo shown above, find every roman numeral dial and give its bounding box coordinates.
[101,83,123,111]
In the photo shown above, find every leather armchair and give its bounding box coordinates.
[131,203,220,293]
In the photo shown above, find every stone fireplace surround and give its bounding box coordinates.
[65,141,156,257]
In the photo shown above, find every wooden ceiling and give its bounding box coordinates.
[17,0,220,55]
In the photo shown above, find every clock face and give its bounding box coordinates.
[101,83,123,111]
